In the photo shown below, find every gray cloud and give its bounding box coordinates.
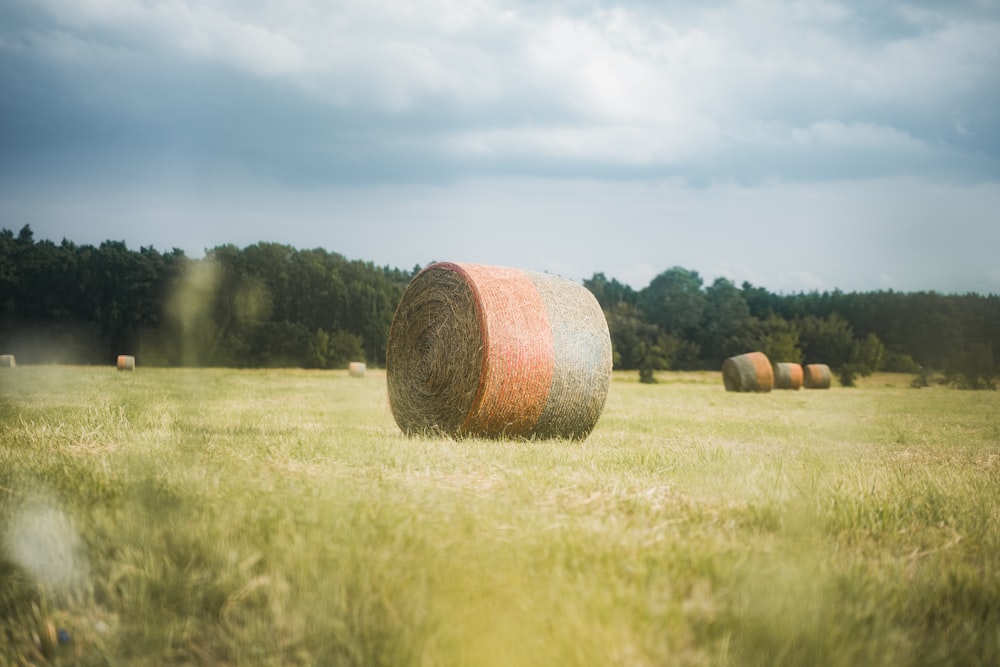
[5,0,996,182]
[1,0,998,293]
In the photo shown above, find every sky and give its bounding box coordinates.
[2,0,999,295]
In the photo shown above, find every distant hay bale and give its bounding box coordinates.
[803,363,832,389]
[0,354,14,368]
[116,355,135,371]
[722,351,774,392]
[386,261,613,440]
[348,361,366,378]
[773,362,804,390]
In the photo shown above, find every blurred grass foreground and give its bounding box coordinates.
[1,366,999,666]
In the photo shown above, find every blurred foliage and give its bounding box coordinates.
[1,226,412,368]
[584,266,999,388]
[2,225,998,387]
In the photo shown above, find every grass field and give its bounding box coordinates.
[1,366,998,666]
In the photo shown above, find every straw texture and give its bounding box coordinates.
[722,351,774,392]
[773,362,804,390]
[348,362,366,378]
[386,262,612,440]
[116,355,135,371]
[803,363,832,389]
[0,354,14,368]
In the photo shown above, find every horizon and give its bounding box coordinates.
[6,223,999,299]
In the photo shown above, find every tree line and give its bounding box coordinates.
[585,269,999,388]
[2,226,997,388]
[0,226,411,369]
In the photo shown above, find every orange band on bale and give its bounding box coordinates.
[455,263,555,437]
[773,362,803,390]
[803,363,832,389]
[386,261,611,440]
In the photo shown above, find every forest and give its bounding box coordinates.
[2,225,998,388]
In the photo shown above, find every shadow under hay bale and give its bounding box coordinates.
[386,261,613,440]
[803,363,832,389]
[722,351,773,392]
[116,355,135,371]
[348,362,366,378]
[773,362,803,390]
[0,354,15,368]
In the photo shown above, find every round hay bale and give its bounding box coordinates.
[386,261,613,440]
[803,363,832,389]
[116,355,135,371]
[773,362,803,390]
[348,361,366,378]
[722,351,773,392]
[0,354,15,368]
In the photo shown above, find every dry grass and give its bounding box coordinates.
[1,366,998,666]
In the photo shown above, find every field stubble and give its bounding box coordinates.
[1,366,998,666]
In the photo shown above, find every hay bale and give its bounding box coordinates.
[348,361,366,378]
[0,354,14,368]
[116,355,135,371]
[386,261,613,440]
[773,362,803,390]
[803,363,832,389]
[722,351,773,392]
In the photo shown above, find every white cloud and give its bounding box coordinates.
[33,0,308,77]
[444,122,720,165]
[788,121,931,156]
[20,0,1000,148]
[852,20,1000,103]
[167,5,308,78]
[985,269,1000,291]
[3,0,998,297]
[779,270,828,293]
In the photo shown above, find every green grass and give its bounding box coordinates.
[1,366,998,666]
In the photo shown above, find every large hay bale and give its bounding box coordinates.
[116,355,135,371]
[803,363,832,389]
[722,351,773,392]
[348,361,366,378]
[773,362,803,390]
[386,261,613,440]
[0,354,14,368]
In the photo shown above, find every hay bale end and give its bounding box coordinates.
[722,351,774,392]
[803,363,832,389]
[773,362,804,390]
[386,261,613,440]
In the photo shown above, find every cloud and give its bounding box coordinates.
[443,122,720,166]
[1,1,999,295]
[30,0,307,77]
[4,0,997,186]
[985,268,1000,291]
